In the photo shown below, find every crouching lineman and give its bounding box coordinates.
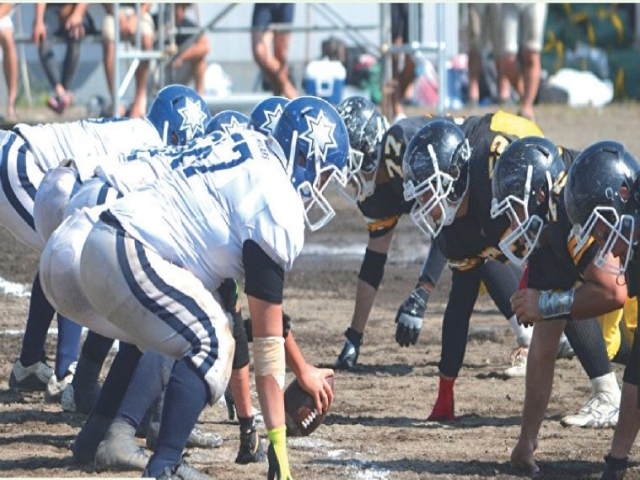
[401,117,621,427]
[563,141,640,480]
[2,84,211,403]
[489,137,627,475]
[39,96,344,479]
[333,100,533,387]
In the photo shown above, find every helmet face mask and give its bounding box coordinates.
[490,137,565,266]
[336,96,389,204]
[403,125,471,239]
[491,164,548,266]
[564,140,640,275]
[573,206,634,276]
[272,97,350,231]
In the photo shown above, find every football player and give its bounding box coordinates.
[490,137,627,475]
[562,141,640,480]
[3,84,212,402]
[334,99,535,387]
[47,96,345,479]
[401,117,619,427]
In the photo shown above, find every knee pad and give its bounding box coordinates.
[358,248,387,289]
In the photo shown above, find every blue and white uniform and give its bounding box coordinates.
[44,130,305,401]
[0,117,163,251]
[40,136,223,337]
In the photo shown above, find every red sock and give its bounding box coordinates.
[427,376,456,421]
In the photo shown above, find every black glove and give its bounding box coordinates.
[395,286,429,347]
[244,312,292,342]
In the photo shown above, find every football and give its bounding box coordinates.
[284,375,334,437]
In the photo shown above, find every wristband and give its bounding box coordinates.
[538,289,574,320]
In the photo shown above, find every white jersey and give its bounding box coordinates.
[109,130,305,291]
[14,117,164,172]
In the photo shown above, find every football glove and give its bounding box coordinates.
[395,286,429,347]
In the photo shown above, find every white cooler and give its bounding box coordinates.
[303,59,346,105]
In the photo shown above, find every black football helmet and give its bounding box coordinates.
[564,140,640,275]
[490,136,565,266]
[402,119,471,238]
[336,96,389,202]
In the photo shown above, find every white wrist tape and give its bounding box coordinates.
[538,289,575,320]
[253,336,286,389]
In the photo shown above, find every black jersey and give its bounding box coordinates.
[441,111,545,269]
[358,116,431,238]
[527,147,598,290]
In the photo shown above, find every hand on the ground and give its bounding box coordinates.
[395,286,429,347]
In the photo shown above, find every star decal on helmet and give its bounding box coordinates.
[260,104,284,134]
[178,97,208,141]
[300,110,338,163]
[221,116,248,135]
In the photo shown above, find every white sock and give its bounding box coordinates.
[591,372,621,405]
[508,315,532,347]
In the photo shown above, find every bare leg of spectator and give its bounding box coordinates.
[129,34,152,118]
[273,31,297,99]
[519,48,540,121]
[0,26,16,120]
[252,30,283,97]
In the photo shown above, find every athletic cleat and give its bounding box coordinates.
[503,346,528,378]
[147,459,213,480]
[556,335,575,360]
[334,338,360,371]
[73,411,113,464]
[427,398,455,422]
[45,361,76,402]
[560,393,619,428]
[95,421,149,472]
[146,423,223,451]
[9,359,54,392]
[235,427,266,464]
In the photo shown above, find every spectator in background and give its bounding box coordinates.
[0,3,16,121]
[32,3,93,116]
[390,3,420,123]
[101,3,154,118]
[251,4,298,100]
[496,3,548,121]
[166,3,209,95]
[466,4,503,106]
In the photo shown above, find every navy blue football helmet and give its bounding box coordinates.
[336,96,389,203]
[249,96,289,136]
[490,136,565,267]
[147,84,212,146]
[402,119,471,238]
[271,96,350,231]
[206,110,250,136]
[565,140,640,275]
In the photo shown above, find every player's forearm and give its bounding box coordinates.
[284,331,308,379]
[571,282,626,320]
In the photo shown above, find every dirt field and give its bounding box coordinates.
[1,103,639,480]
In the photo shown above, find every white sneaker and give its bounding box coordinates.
[45,361,76,402]
[556,335,575,360]
[9,359,54,391]
[503,346,528,378]
[560,393,619,428]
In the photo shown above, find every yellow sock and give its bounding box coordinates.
[268,425,293,479]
